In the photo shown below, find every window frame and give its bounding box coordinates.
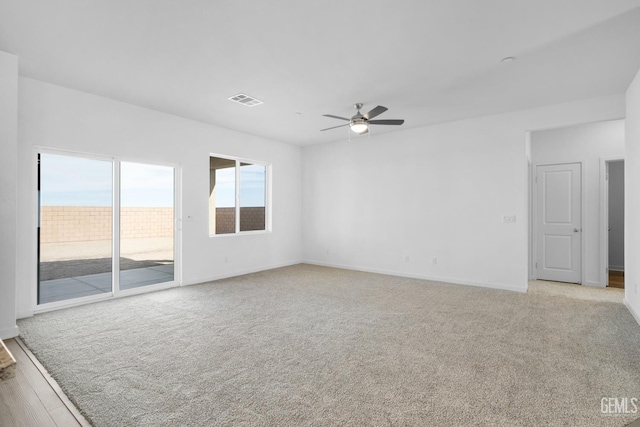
[209,153,271,237]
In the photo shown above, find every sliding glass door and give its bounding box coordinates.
[119,162,174,290]
[38,152,177,307]
[38,153,114,304]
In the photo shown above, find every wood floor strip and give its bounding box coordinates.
[49,405,83,427]
[6,339,65,413]
[0,365,57,427]
[14,337,91,427]
[609,270,625,289]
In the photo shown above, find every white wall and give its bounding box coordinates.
[608,161,625,270]
[531,120,625,286]
[0,52,19,339]
[626,69,640,325]
[9,73,638,326]
[302,95,625,292]
[16,78,302,319]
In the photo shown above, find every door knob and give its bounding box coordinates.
[573,228,581,232]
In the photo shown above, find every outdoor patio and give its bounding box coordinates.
[39,264,174,304]
[39,237,174,305]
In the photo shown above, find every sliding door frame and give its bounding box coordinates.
[33,147,181,313]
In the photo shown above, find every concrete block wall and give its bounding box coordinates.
[40,206,112,242]
[121,207,174,239]
[215,207,265,234]
[240,207,266,231]
[215,207,236,234]
[40,206,173,243]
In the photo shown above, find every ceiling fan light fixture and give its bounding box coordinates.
[320,103,404,135]
[350,120,368,134]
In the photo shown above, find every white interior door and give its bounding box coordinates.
[536,163,582,283]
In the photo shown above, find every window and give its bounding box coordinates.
[209,155,268,235]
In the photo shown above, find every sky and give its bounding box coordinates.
[215,164,266,208]
[40,153,266,208]
[40,154,174,207]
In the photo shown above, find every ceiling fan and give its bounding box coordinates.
[321,103,405,135]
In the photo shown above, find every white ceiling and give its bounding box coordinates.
[2,0,640,146]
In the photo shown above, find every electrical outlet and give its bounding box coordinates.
[432,257,437,265]
[502,215,516,223]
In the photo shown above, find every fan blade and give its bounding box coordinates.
[368,119,405,125]
[320,123,350,131]
[322,114,350,121]
[363,105,388,120]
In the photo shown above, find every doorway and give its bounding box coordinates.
[37,151,177,307]
[605,160,625,288]
[529,120,625,288]
[534,162,582,284]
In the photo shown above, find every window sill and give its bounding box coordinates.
[209,230,271,238]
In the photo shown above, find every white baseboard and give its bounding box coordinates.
[583,280,606,288]
[624,298,640,327]
[0,325,19,340]
[16,310,34,320]
[181,260,302,287]
[303,260,527,294]
[609,266,625,272]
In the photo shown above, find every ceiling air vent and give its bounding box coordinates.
[228,93,263,107]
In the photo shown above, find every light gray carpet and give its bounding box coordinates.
[18,264,640,426]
